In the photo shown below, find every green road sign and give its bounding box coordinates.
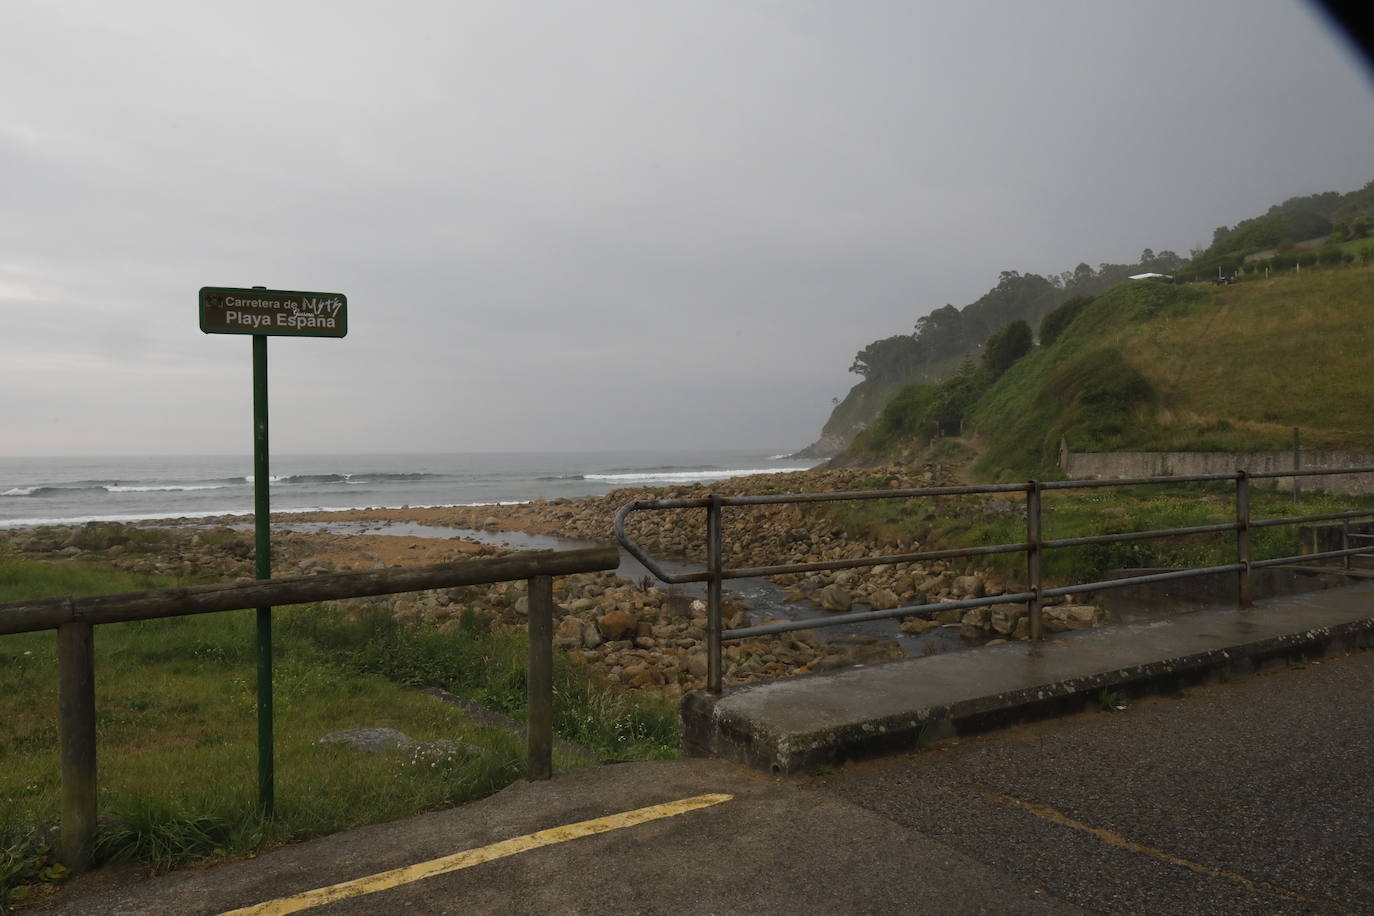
[199,283,348,816]
[200,286,348,337]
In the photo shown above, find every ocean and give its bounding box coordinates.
[0,451,818,529]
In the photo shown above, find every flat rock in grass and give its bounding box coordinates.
[317,727,415,753]
[318,729,485,759]
[405,739,485,761]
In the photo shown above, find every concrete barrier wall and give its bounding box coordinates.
[1059,446,1374,494]
[1090,565,1358,623]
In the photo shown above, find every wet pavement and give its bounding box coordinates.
[37,651,1372,915]
[823,648,1374,914]
[682,583,1374,773]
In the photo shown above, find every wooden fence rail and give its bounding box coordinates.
[0,545,620,871]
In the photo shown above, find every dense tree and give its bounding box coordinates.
[1273,190,1343,220]
[913,304,974,357]
[1148,250,1184,272]
[1060,262,1096,291]
[849,334,921,381]
[1039,296,1094,347]
[929,359,990,433]
[983,320,1033,379]
[1136,249,1183,273]
[965,271,1059,332]
[1332,179,1374,227]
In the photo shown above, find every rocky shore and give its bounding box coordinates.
[0,463,1103,697]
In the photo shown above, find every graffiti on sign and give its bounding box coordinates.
[200,287,348,338]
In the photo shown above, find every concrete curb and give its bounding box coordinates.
[681,584,1374,774]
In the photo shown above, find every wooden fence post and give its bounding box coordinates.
[526,575,553,780]
[58,617,97,871]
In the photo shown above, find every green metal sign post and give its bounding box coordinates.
[252,333,272,816]
[201,286,348,817]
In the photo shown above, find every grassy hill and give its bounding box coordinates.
[847,264,1374,479]
[806,179,1374,457]
[801,350,966,454]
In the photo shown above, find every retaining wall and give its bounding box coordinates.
[1059,446,1374,495]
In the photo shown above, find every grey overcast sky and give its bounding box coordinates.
[3,0,1372,457]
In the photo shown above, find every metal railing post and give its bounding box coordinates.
[1026,481,1043,639]
[526,574,554,780]
[1236,471,1252,608]
[612,470,1374,658]
[706,494,724,693]
[1342,519,1351,571]
[1292,426,1301,506]
[58,615,96,871]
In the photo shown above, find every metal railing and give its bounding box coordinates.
[0,545,619,871]
[615,467,1374,694]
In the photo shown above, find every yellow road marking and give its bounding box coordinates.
[980,790,1353,913]
[219,793,733,916]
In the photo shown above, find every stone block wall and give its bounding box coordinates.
[1059,445,1374,495]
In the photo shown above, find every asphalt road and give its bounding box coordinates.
[826,649,1374,914]
[36,650,1373,915]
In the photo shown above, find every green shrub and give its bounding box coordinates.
[983,320,1033,379]
[279,605,681,760]
[972,343,1155,479]
[849,357,991,455]
[1,824,66,910]
[929,359,991,432]
[1039,295,1093,347]
[853,383,938,452]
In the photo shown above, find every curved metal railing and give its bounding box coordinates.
[615,467,1374,693]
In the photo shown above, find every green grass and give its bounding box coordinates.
[839,266,1374,479]
[1128,270,1374,449]
[280,601,681,761]
[821,481,1374,586]
[0,556,177,602]
[0,556,678,903]
[951,266,1374,479]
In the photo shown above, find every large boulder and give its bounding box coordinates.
[812,637,903,671]
[815,584,854,612]
[952,575,986,599]
[960,606,992,640]
[597,609,638,640]
[1044,604,1104,631]
[555,616,586,649]
[865,588,902,611]
[989,603,1028,636]
[686,651,709,677]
